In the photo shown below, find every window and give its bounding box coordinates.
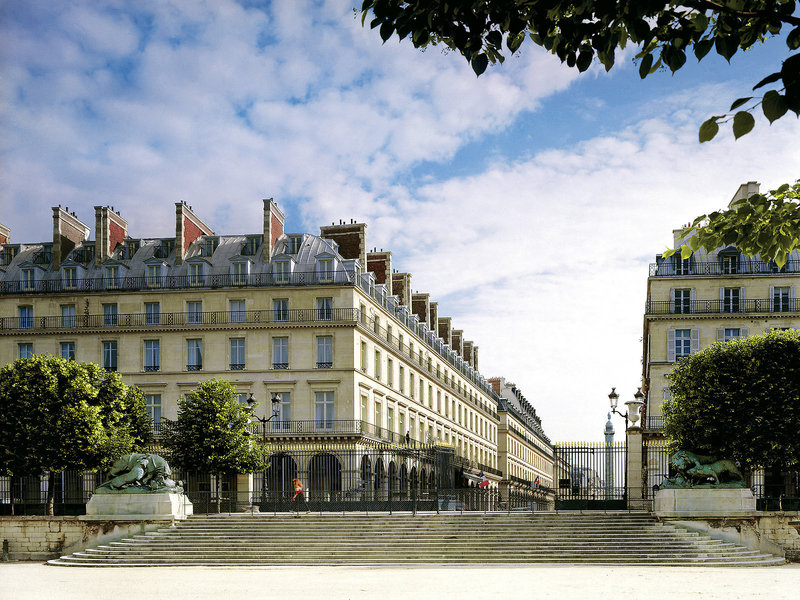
[60,304,75,328]
[316,297,332,321]
[144,340,160,371]
[286,236,301,254]
[419,380,424,404]
[672,289,693,314]
[373,315,380,334]
[230,300,246,323]
[272,337,288,369]
[230,338,245,370]
[717,328,746,343]
[399,366,405,393]
[772,286,792,312]
[316,336,333,368]
[187,339,202,370]
[145,302,160,325]
[187,301,202,324]
[721,254,739,274]
[317,258,333,282]
[60,341,75,360]
[18,305,33,329]
[374,401,382,428]
[273,298,288,322]
[188,263,205,286]
[409,373,414,398]
[18,343,34,359]
[274,392,291,427]
[103,341,118,372]
[674,256,691,275]
[360,303,367,324]
[387,358,394,387]
[315,391,334,429]
[63,267,77,289]
[105,266,120,289]
[721,287,742,313]
[146,264,162,287]
[387,407,395,433]
[21,268,35,291]
[374,350,381,380]
[145,394,162,432]
[232,261,249,285]
[360,341,368,372]
[274,260,290,283]
[668,329,698,362]
[102,303,118,326]
[361,396,368,422]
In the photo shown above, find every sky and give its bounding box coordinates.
[1,1,799,442]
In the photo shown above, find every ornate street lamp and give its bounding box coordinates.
[246,393,281,504]
[608,387,644,429]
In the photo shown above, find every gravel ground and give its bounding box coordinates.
[1,563,798,600]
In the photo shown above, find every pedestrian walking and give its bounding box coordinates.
[292,478,310,515]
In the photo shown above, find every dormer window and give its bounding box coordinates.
[317,257,334,282]
[286,236,302,254]
[242,236,261,256]
[105,265,121,289]
[63,267,77,290]
[231,261,250,285]
[718,248,740,274]
[146,263,163,287]
[188,262,205,286]
[199,238,219,257]
[274,260,291,284]
[21,268,36,291]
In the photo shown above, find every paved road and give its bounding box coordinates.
[1,563,798,600]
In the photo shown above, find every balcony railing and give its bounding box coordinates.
[0,308,360,332]
[0,270,358,296]
[645,298,800,315]
[650,259,800,277]
[645,415,665,430]
[250,420,419,446]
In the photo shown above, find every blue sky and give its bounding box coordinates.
[2,1,799,441]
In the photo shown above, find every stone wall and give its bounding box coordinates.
[0,516,172,561]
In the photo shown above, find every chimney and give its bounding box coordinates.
[437,317,452,347]
[263,198,285,261]
[488,377,502,395]
[366,250,392,294]
[0,223,9,246]
[428,302,438,336]
[94,206,128,266]
[411,293,430,328]
[319,222,367,267]
[391,272,412,307]
[472,346,479,372]
[451,329,463,355]
[52,207,90,270]
[730,181,760,206]
[175,202,214,265]
[463,340,474,366]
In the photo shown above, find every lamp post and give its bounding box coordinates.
[608,387,645,506]
[247,393,281,503]
[608,387,644,429]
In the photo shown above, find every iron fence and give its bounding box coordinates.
[0,471,101,516]
[646,298,800,315]
[649,259,800,277]
[553,442,627,509]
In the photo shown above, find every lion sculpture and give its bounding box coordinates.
[661,450,746,489]
[95,453,183,494]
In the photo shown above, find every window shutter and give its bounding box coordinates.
[716,328,724,343]
[690,288,696,313]
[667,330,676,362]
[670,288,675,313]
[690,329,700,353]
[740,286,746,311]
[769,285,775,312]
[741,327,749,337]
[791,286,797,311]
[719,287,724,312]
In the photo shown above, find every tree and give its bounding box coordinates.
[663,180,800,266]
[0,356,152,515]
[160,379,266,513]
[360,1,800,140]
[663,330,800,471]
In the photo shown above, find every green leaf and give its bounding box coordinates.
[379,22,394,43]
[732,110,756,139]
[471,53,489,76]
[694,38,714,60]
[638,53,653,79]
[576,49,592,72]
[753,72,781,90]
[787,27,800,51]
[699,117,719,143]
[729,97,752,111]
[762,90,788,123]
[680,244,693,259]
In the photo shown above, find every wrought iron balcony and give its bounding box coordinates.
[650,259,799,277]
[187,364,202,371]
[144,365,160,372]
[0,307,360,332]
[249,420,419,445]
[229,363,245,371]
[315,361,333,369]
[645,298,800,315]
[645,415,665,430]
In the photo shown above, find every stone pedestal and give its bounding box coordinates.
[654,488,756,517]
[83,492,193,521]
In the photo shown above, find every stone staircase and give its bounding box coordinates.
[48,512,785,567]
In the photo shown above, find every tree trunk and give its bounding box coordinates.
[47,471,56,516]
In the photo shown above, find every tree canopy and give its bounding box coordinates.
[161,379,266,512]
[663,180,800,266]
[663,330,800,470]
[0,355,152,514]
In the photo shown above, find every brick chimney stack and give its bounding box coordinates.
[451,329,463,356]
[263,198,285,261]
[391,272,412,307]
[52,207,90,270]
[411,293,430,328]
[94,206,128,267]
[175,201,214,265]
[320,221,367,268]
[428,302,439,335]
[367,250,392,294]
[463,340,474,367]
[437,317,452,347]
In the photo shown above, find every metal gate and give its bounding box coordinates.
[553,442,626,509]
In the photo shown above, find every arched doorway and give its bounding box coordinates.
[309,453,342,502]
[263,453,297,501]
[360,455,372,500]
[374,459,385,501]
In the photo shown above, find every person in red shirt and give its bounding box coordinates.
[292,478,311,515]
